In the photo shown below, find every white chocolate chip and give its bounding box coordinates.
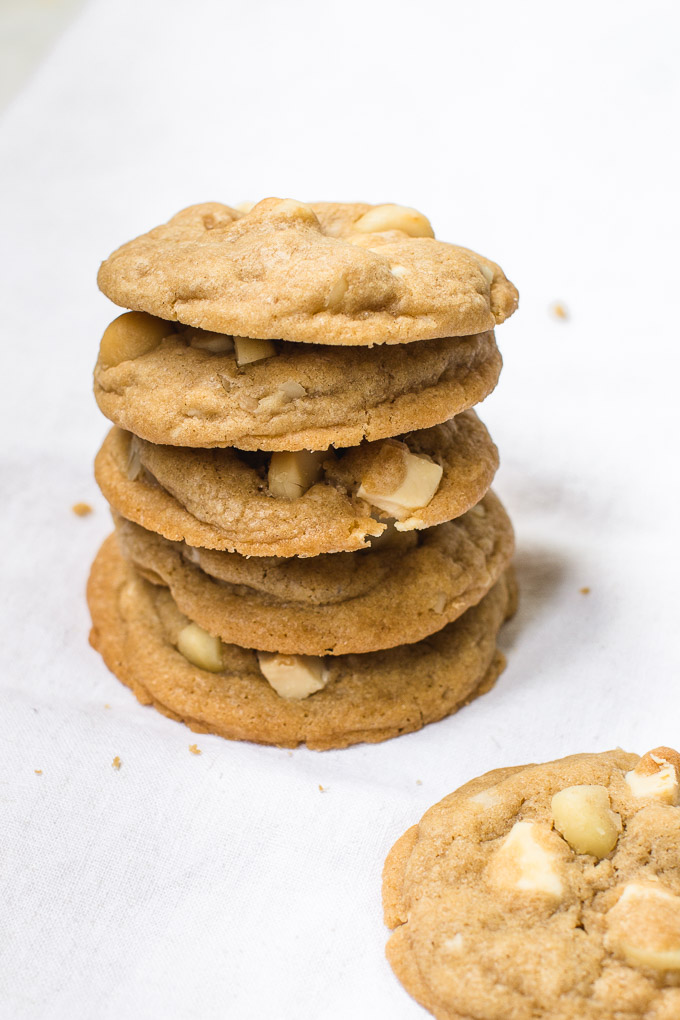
[390,264,408,278]
[235,200,255,213]
[443,934,465,953]
[99,311,171,367]
[551,785,621,858]
[432,592,447,614]
[353,204,434,238]
[268,450,325,499]
[188,331,234,353]
[357,447,443,521]
[487,821,564,899]
[625,748,680,805]
[257,652,328,700]
[177,623,224,673]
[234,336,276,366]
[606,883,680,971]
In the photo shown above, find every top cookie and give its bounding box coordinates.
[383,747,680,1020]
[97,199,518,345]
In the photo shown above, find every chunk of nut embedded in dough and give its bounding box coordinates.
[256,380,307,415]
[188,331,234,353]
[606,883,680,971]
[551,785,621,858]
[177,622,224,673]
[99,311,171,367]
[268,450,325,499]
[477,262,495,286]
[271,198,319,225]
[625,748,680,805]
[257,652,328,700]
[356,441,443,520]
[126,435,142,481]
[324,275,348,310]
[467,787,500,810]
[486,821,564,901]
[234,336,276,365]
[278,380,306,400]
[353,204,435,238]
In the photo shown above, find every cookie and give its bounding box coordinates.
[87,534,516,750]
[97,199,518,345]
[383,748,680,1020]
[93,317,502,450]
[112,489,514,655]
[95,412,499,557]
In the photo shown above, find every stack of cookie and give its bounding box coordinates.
[87,199,518,749]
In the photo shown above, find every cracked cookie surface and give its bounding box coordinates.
[93,319,502,450]
[87,534,515,750]
[112,490,514,655]
[95,412,499,557]
[383,748,680,1020]
[97,199,518,346]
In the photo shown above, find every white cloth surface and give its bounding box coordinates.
[1,1,679,1016]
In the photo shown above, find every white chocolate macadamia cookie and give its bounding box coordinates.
[383,747,680,1020]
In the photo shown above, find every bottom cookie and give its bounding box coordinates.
[87,534,517,750]
[383,747,680,1020]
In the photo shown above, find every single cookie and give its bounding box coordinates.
[113,490,514,655]
[97,199,518,345]
[383,748,680,1020]
[95,412,499,557]
[87,534,516,750]
[93,316,502,449]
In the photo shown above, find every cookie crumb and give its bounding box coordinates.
[189,744,201,755]
[318,784,326,793]
[580,586,591,595]
[34,769,42,775]
[72,502,93,517]
[416,779,423,785]
[112,756,121,770]
[551,302,569,320]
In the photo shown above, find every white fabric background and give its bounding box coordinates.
[1,1,679,1016]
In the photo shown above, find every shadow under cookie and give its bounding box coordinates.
[87,535,516,751]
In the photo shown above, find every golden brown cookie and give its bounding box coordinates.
[97,199,518,345]
[383,748,680,1020]
[113,489,514,655]
[93,316,502,450]
[95,412,499,557]
[87,534,516,750]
